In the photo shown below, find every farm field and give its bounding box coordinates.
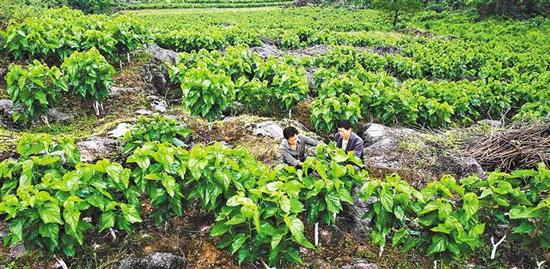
[0,1,548,268]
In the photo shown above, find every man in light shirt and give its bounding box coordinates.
[334,120,364,160]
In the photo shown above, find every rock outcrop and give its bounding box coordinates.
[361,123,485,186]
[118,252,187,269]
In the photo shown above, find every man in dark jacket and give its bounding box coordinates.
[334,120,364,160]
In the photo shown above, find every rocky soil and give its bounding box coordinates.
[0,44,547,269]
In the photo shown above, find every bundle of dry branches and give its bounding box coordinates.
[465,121,550,172]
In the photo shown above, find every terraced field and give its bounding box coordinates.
[0,3,548,269]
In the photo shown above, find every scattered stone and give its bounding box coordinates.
[0,67,7,78]
[289,44,331,57]
[142,57,176,98]
[247,119,320,142]
[293,0,322,7]
[250,120,284,140]
[0,221,7,238]
[47,109,73,123]
[0,99,13,126]
[77,136,120,162]
[107,123,132,139]
[147,95,168,113]
[135,109,154,115]
[118,252,187,269]
[346,186,377,237]
[9,243,25,258]
[340,259,379,269]
[0,99,13,114]
[110,86,138,97]
[373,45,401,55]
[250,43,332,59]
[250,43,283,59]
[478,119,503,128]
[148,43,179,65]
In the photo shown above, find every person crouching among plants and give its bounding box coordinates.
[334,120,364,160]
[280,126,320,168]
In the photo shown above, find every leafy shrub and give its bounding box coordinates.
[358,164,550,258]
[185,143,267,212]
[471,0,550,18]
[299,143,365,224]
[67,0,122,14]
[120,114,191,154]
[359,174,423,253]
[105,15,152,56]
[180,65,235,121]
[236,61,309,115]
[211,187,313,266]
[5,60,66,124]
[311,94,362,134]
[1,8,149,63]
[386,55,423,80]
[61,48,115,115]
[0,134,141,256]
[126,142,187,225]
[461,165,550,249]
[314,47,363,72]
[280,31,302,49]
[412,178,485,257]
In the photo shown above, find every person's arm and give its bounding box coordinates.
[280,146,300,167]
[334,133,341,146]
[352,137,364,159]
[302,135,320,146]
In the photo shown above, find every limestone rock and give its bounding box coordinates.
[148,43,179,65]
[340,259,379,269]
[147,95,168,113]
[107,123,132,139]
[0,99,13,126]
[77,136,120,162]
[247,118,320,142]
[361,123,485,185]
[118,252,187,269]
[47,109,73,123]
[110,86,138,97]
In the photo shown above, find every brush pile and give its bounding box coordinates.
[465,121,550,172]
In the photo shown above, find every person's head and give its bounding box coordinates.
[283,126,300,146]
[337,120,352,140]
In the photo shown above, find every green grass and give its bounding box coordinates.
[123,5,283,14]
[123,1,291,10]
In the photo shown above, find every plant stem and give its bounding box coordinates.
[315,222,319,246]
[490,234,506,259]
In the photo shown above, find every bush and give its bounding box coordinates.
[236,60,309,115]
[471,0,550,18]
[5,60,67,124]
[61,48,115,115]
[0,134,140,257]
[67,0,121,14]
[120,114,191,154]
[310,94,362,134]
[360,164,550,258]
[1,8,150,63]
[180,65,235,121]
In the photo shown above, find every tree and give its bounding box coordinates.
[67,0,122,14]
[374,0,422,28]
[469,0,550,18]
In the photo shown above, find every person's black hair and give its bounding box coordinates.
[283,126,299,140]
[336,120,352,130]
